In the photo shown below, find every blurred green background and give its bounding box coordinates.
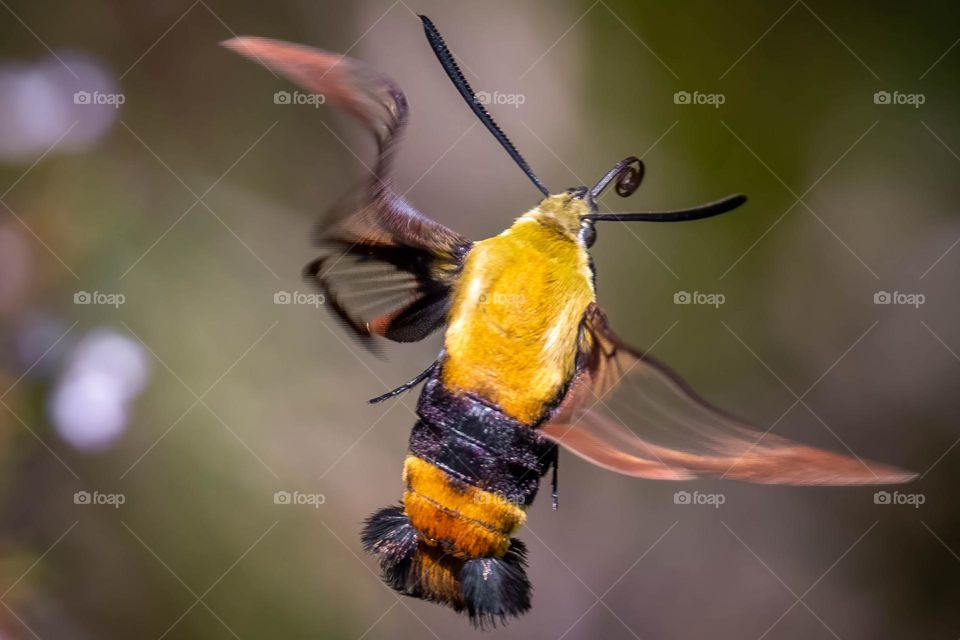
[1,0,958,638]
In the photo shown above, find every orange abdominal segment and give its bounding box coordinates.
[402,456,526,558]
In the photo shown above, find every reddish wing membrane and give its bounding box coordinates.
[223,37,471,352]
[542,304,916,485]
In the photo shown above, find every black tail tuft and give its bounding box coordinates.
[459,538,532,629]
[361,504,419,591]
[363,507,532,628]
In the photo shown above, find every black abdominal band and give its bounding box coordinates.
[409,376,556,506]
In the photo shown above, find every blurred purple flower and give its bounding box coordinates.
[0,51,122,163]
[49,329,150,451]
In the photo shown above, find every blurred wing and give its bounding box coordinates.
[542,304,916,485]
[223,37,471,351]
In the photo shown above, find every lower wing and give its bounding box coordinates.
[541,304,916,485]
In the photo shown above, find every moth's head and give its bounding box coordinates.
[531,192,592,241]
[534,157,645,248]
[536,156,746,249]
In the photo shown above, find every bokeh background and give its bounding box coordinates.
[1,0,958,638]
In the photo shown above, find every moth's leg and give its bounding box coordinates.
[368,360,438,404]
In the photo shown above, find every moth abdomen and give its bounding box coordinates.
[361,375,552,626]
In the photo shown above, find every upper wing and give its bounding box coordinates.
[223,37,471,352]
[541,304,916,485]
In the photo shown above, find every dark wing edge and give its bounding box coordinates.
[222,37,472,353]
[541,303,917,486]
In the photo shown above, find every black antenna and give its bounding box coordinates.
[591,156,644,201]
[420,15,549,197]
[583,194,747,223]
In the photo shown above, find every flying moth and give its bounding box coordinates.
[223,14,915,628]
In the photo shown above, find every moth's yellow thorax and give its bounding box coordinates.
[442,194,595,425]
